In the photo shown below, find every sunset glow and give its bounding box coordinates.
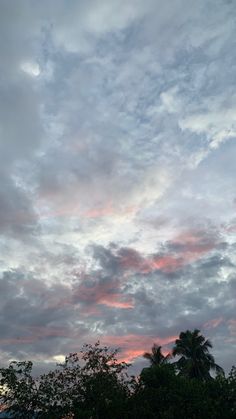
[0,0,235,376]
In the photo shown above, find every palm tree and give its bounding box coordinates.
[143,344,171,366]
[172,329,224,380]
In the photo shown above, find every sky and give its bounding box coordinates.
[0,0,236,375]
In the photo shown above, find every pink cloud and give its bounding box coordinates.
[73,278,134,309]
[172,230,216,257]
[148,255,183,273]
[102,334,177,362]
[98,297,134,309]
[36,195,137,220]
[118,251,182,275]
[118,229,217,275]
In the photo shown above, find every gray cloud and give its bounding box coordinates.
[0,0,235,374]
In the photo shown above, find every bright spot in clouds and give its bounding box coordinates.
[53,355,65,363]
[21,61,41,77]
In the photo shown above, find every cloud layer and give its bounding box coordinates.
[0,0,235,373]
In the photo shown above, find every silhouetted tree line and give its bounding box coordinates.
[0,330,235,418]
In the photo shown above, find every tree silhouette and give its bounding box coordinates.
[0,335,234,418]
[172,329,224,380]
[143,344,171,366]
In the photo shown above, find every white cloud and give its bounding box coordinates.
[53,354,65,363]
[21,61,41,77]
[160,87,181,114]
[179,106,236,149]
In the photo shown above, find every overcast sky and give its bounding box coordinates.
[0,0,235,374]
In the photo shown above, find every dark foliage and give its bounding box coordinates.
[0,332,235,419]
[172,329,224,380]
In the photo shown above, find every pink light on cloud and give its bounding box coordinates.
[171,230,217,260]
[102,334,177,362]
[203,317,224,329]
[82,203,137,219]
[118,248,180,275]
[118,252,183,276]
[36,194,137,221]
[118,251,181,274]
[83,202,115,218]
[148,255,183,273]
[98,297,134,309]
[33,275,133,313]
[118,229,217,275]
[74,279,134,309]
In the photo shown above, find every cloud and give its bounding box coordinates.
[72,276,134,309]
[179,104,236,150]
[21,61,41,77]
[91,229,219,276]
[0,0,236,375]
[102,334,177,363]
[0,172,38,237]
[47,0,150,53]
[0,231,235,372]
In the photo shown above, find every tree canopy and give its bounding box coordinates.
[143,344,171,366]
[172,329,224,380]
[0,331,235,419]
